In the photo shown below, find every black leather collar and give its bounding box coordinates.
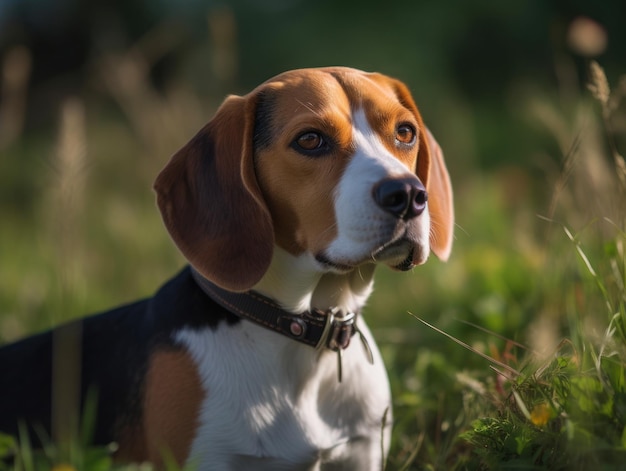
[190,268,360,352]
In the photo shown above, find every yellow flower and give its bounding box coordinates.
[530,402,552,427]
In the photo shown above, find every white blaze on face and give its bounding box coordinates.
[322,108,431,268]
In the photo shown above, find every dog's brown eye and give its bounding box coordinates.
[396,124,416,145]
[296,132,324,151]
[292,131,331,156]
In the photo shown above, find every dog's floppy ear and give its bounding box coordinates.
[419,128,454,261]
[386,78,454,261]
[154,94,274,291]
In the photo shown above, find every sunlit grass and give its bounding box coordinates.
[381,62,626,470]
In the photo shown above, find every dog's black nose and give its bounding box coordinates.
[373,177,428,220]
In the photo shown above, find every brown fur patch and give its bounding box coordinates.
[137,349,204,468]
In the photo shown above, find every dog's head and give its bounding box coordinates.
[154,67,453,291]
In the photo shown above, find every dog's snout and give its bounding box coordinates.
[373,177,428,220]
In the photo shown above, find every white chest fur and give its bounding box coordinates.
[175,316,391,471]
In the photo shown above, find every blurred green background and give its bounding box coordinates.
[0,0,624,399]
[0,0,622,329]
[1,0,625,467]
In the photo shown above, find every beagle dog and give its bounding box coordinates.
[0,67,453,470]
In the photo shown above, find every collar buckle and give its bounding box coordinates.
[314,307,356,351]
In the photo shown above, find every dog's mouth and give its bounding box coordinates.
[393,247,415,271]
[372,238,416,271]
[314,253,355,272]
[316,237,426,273]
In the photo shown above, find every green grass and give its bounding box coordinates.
[1,57,625,470]
[377,62,626,470]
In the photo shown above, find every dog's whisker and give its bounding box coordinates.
[295,98,322,117]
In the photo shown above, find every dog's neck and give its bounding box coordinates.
[253,247,376,315]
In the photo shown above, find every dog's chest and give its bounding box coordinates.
[174,319,391,470]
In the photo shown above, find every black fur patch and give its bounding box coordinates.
[0,267,239,447]
[252,90,276,151]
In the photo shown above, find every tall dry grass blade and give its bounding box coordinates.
[563,225,614,315]
[587,61,626,192]
[52,98,87,300]
[488,365,517,383]
[408,313,521,376]
[56,99,87,211]
[546,129,582,225]
[49,97,88,456]
[563,226,595,276]
[588,61,610,109]
[455,318,531,351]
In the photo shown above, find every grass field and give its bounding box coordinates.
[1,53,625,469]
